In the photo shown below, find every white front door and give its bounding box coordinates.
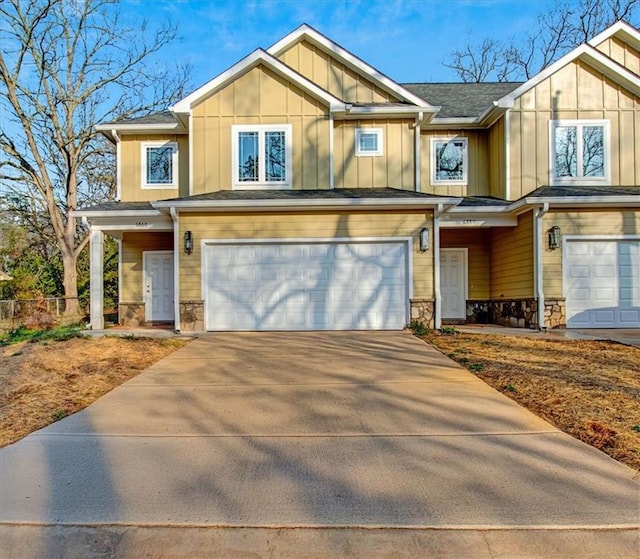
[440,249,467,319]
[143,251,174,321]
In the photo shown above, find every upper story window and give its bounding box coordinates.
[141,141,178,189]
[550,120,610,185]
[431,137,468,184]
[232,124,292,189]
[355,128,383,156]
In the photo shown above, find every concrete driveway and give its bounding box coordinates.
[1,332,638,558]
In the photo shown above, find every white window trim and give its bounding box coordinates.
[231,124,292,190]
[355,128,383,157]
[141,141,179,189]
[430,137,468,185]
[549,119,610,186]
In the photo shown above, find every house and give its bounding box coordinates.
[76,21,640,332]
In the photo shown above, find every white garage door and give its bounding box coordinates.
[204,240,408,331]
[565,239,640,328]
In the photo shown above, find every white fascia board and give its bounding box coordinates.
[588,20,640,52]
[95,123,185,135]
[497,44,640,108]
[336,105,439,117]
[72,209,166,218]
[171,49,344,113]
[447,205,512,213]
[267,24,433,108]
[523,195,640,207]
[153,197,461,212]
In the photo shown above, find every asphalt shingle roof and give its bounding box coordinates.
[78,201,155,212]
[402,82,523,118]
[100,111,178,127]
[527,186,640,198]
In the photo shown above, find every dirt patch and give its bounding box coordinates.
[0,336,188,447]
[423,331,640,471]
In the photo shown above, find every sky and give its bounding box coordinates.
[120,0,559,91]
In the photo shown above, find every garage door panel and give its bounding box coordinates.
[205,241,408,331]
[565,239,640,328]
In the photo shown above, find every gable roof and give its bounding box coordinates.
[171,48,345,113]
[267,24,435,108]
[402,82,522,118]
[588,20,640,53]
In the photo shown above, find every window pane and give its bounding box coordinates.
[582,126,604,177]
[265,131,286,182]
[435,140,465,181]
[554,126,577,177]
[238,132,259,182]
[147,147,173,184]
[359,132,378,153]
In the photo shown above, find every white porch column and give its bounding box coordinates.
[89,228,104,330]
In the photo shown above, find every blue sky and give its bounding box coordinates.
[121,0,557,90]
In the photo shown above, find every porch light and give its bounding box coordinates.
[548,225,561,250]
[184,230,193,255]
[419,227,429,252]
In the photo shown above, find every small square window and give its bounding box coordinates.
[431,138,468,185]
[141,142,178,189]
[355,128,383,156]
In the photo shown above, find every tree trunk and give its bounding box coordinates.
[61,246,82,322]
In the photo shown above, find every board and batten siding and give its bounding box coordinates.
[508,59,640,199]
[542,209,640,299]
[178,211,434,302]
[191,64,331,193]
[489,211,534,298]
[440,229,491,299]
[333,119,415,189]
[120,232,173,302]
[277,40,399,103]
[419,129,491,197]
[488,117,506,199]
[119,135,189,202]
[594,36,640,75]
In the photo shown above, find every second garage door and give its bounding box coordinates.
[565,239,640,328]
[204,240,409,331]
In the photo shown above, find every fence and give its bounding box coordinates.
[0,297,79,332]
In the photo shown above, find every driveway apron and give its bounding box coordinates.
[1,331,638,557]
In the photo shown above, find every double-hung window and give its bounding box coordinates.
[431,137,468,185]
[141,141,178,189]
[355,128,383,156]
[550,120,609,185]
[232,124,292,189]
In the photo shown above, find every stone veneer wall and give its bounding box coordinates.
[410,299,435,328]
[543,298,566,329]
[180,300,205,332]
[119,302,145,327]
[464,298,567,329]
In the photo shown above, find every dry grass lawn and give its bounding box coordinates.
[423,331,640,472]
[1,336,187,447]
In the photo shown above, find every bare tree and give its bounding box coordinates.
[0,0,190,320]
[444,0,638,82]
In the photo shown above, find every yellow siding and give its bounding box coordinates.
[178,211,433,301]
[119,135,189,202]
[191,64,330,193]
[120,232,173,302]
[542,209,640,298]
[488,117,506,198]
[441,229,491,299]
[277,40,399,103]
[334,119,414,189]
[508,59,640,199]
[595,36,640,75]
[420,129,490,197]
[490,212,534,298]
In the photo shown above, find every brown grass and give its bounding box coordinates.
[424,331,640,471]
[0,336,188,447]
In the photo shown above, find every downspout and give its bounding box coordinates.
[534,203,549,330]
[413,111,423,192]
[170,207,181,332]
[112,129,121,201]
[433,203,444,329]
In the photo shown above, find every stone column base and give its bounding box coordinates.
[544,298,566,329]
[488,298,538,329]
[119,302,145,327]
[180,300,205,332]
[410,299,435,329]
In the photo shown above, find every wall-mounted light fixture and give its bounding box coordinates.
[419,227,429,252]
[184,230,193,255]
[548,225,561,250]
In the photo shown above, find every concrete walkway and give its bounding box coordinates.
[1,332,638,558]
